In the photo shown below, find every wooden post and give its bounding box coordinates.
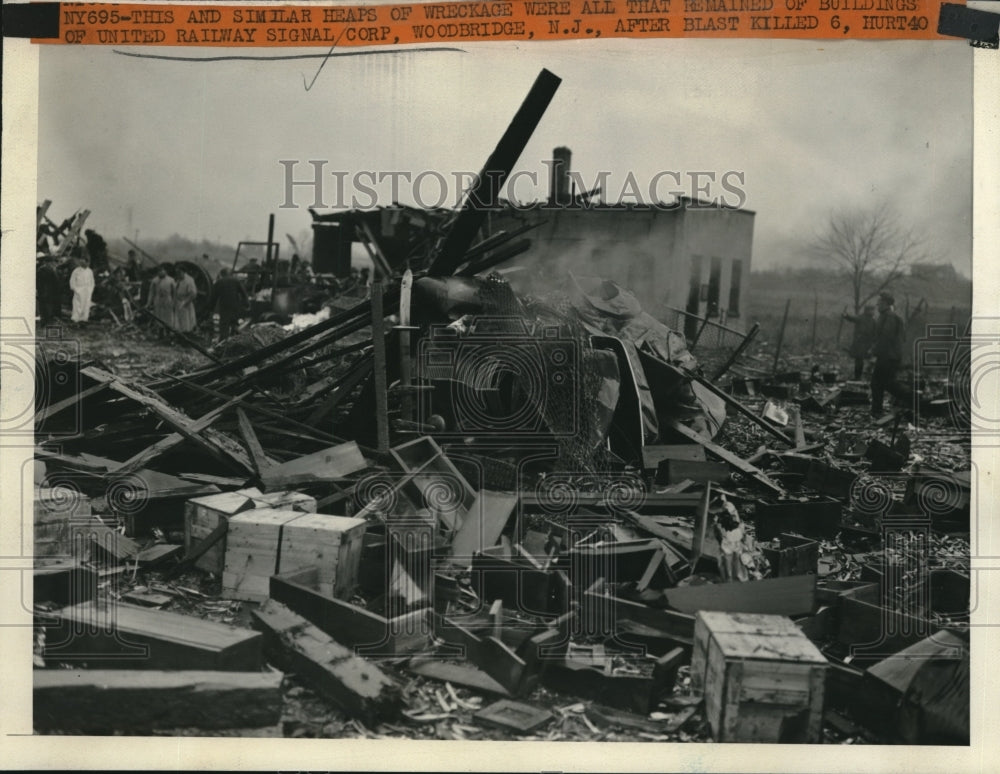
[772,299,791,376]
[712,322,759,381]
[810,292,818,356]
[371,280,390,453]
[691,314,711,352]
[266,213,277,299]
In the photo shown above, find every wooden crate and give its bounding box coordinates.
[692,611,827,743]
[278,513,366,599]
[186,489,317,574]
[761,533,819,577]
[222,509,304,601]
[184,490,256,574]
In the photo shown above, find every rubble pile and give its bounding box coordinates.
[30,68,970,745]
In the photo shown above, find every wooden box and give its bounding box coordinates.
[754,496,842,540]
[270,567,430,656]
[222,509,304,601]
[691,611,827,743]
[762,533,819,577]
[184,490,256,574]
[278,513,365,599]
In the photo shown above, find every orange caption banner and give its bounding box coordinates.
[41,0,956,45]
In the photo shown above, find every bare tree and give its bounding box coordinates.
[810,202,924,313]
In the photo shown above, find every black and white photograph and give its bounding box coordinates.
[1,3,998,769]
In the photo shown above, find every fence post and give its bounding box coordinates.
[772,299,791,376]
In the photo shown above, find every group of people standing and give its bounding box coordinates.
[842,291,906,417]
[146,265,198,336]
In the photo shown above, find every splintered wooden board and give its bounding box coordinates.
[260,442,367,487]
[474,699,553,733]
[450,490,517,564]
[278,513,366,599]
[45,602,263,670]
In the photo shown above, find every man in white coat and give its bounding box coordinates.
[69,256,95,323]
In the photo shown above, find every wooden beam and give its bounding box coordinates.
[33,669,283,733]
[429,68,562,275]
[235,407,275,475]
[110,390,252,477]
[665,419,785,495]
[683,367,795,446]
[305,355,373,427]
[80,366,255,478]
[251,599,402,724]
[34,381,110,427]
[46,602,263,670]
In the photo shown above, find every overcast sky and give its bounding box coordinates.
[38,38,972,274]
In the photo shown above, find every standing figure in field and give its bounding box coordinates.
[69,257,95,324]
[842,305,877,380]
[174,267,198,333]
[148,265,177,336]
[870,292,906,418]
[211,268,249,341]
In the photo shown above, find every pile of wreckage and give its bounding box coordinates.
[31,68,970,744]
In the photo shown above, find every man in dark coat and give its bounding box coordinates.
[210,268,249,341]
[36,255,62,325]
[870,291,906,417]
[843,305,877,379]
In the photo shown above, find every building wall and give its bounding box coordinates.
[675,205,755,328]
[493,203,754,332]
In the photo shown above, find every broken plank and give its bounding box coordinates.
[665,419,785,495]
[135,543,182,567]
[406,657,511,696]
[260,441,367,488]
[252,599,402,724]
[33,669,283,733]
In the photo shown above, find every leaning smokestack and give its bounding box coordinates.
[550,146,572,206]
